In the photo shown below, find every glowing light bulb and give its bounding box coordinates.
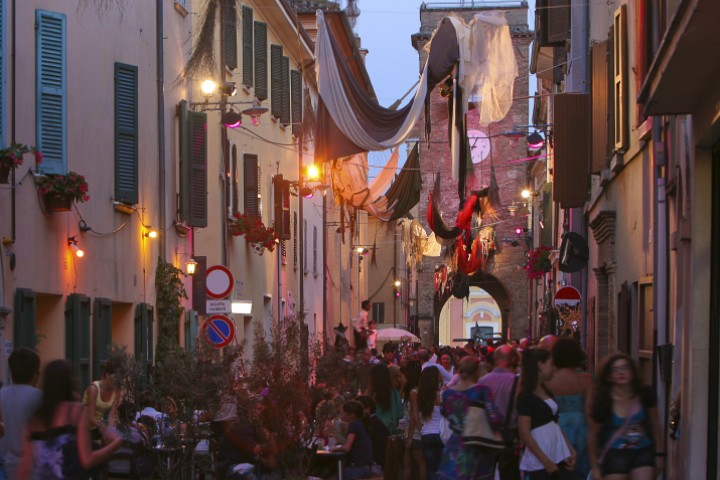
[306,164,321,181]
[521,189,531,199]
[70,244,85,258]
[200,79,217,97]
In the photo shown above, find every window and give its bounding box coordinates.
[254,21,267,100]
[281,240,287,264]
[613,4,628,152]
[243,153,260,217]
[222,0,237,70]
[13,288,36,349]
[291,70,303,136]
[280,57,290,125]
[241,6,253,86]
[66,293,91,390]
[270,45,283,119]
[372,303,385,324]
[35,10,66,175]
[114,63,138,205]
[303,219,308,274]
[313,225,318,275]
[92,298,112,380]
[178,100,207,227]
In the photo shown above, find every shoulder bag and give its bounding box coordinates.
[461,398,506,450]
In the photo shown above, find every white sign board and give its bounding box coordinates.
[206,300,231,314]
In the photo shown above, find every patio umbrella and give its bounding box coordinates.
[375,328,420,343]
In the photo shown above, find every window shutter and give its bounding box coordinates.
[613,5,628,152]
[541,182,553,247]
[13,288,36,349]
[179,100,208,228]
[552,94,591,208]
[191,256,207,314]
[313,225,318,275]
[35,10,66,175]
[92,298,112,380]
[553,46,566,85]
[607,27,616,161]
[134,303,154,387]
[546,0,569,45]
[243,154,259,217]
[254,22,268,101]
[223,0,237,70]
[291,70,303,136]
[303,219,308,274]
[242,6,253,86]
[231,145,239,215]
[114,63,138,205]
[293,211,298,270]
[281,56,290,125]
[270,45,283,118]
[65,293,91,391]
[184,310,197,351]
[591,41,610,173]
[273,175,291,240]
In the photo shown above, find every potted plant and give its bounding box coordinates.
[0,142,42,184]
[34,171,90,212]
[525,246,553,279]
[229,212,278,255]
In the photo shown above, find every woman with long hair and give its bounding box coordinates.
[545,338,592,479]
[402,360,426,480]
[517,348,576,479]
[586,353,663,480]
[437,356,502,480]
[417,366,444,479]
[368,363,403,434]
[17,360,122,479]
[82,360,120,442]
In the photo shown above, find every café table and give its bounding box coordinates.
[314,449,346,480]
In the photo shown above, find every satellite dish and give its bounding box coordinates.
[559,232,589,273]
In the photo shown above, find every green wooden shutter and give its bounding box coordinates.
[242,6,253,86]
[291,70,302,136]
[35,10,66,175]
[243,153,259,217]
[179,100,208,228]
[270,45,283,118]
[280,56,290,125]
[184,310,197,351]
[114,63,138,205]
[223,0,237,70]
[92,298,112,380]
[13,288,36,349]
[65,293,91,391]
[134,303,154,387]
[254,22,267,101]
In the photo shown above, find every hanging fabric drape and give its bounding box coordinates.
[384,142,423,221]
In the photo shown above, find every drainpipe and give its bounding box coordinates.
[322,194,327,349]
[156,0,166,260]
[10,0,17,244]
[298,135,304,320]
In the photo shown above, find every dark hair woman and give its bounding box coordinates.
[368,364,403,434]
[545,338,592,480]
[401,360,426,480]
[416,366,444,479]
[517,348,576,479]
[82,360,120,442]
[437,356,502,480]
[331,400,382,479]
[586,353,663,480]
[17,360,122,479]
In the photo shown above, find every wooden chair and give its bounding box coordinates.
[103,439,155,480]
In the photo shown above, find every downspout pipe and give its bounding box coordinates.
[10,0,16,243]
[156,0,166,260]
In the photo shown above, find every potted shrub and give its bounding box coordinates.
[229,212,278,255]
[525,246,553,279]
[0,142,41,184]
[34,171,90,212]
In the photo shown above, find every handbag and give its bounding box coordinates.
[587,398,641,480]
[461,400,506,449]
[439,415,452,444]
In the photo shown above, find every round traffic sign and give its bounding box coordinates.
[202,314,236,348]
[206,265,234,299]
[553,286,582,305]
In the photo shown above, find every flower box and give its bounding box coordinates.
[229,213,278,255]
[34,171,89,215]
[42,193,73,212]
[0,142,41,184]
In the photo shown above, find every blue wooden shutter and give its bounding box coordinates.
[291,70,302,136]
[179,100,208,228]
[13,288,36,349]
[65,293,91,391]
[254,22,267,101]
[243,153,259,217]
[270,45,283,118]
[223,0,237,70]
[241,6,253,85]
[35,10,66,175]
[114,63,138,205]
[134,303,154,387]
[92,298,112,380]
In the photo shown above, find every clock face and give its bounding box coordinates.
[468,129,491,164]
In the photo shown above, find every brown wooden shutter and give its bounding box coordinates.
[273,175,291,240]
[232,145,239,215]
[223,0,237,70]
[591,41,610,173]
[552,94,590,208]
[179,100,208,228]
[613,5,628,152]
[553,46,566,85]
[541,0,569,46]
[270,45,283,118]
[243,153,259,217]
[280,56,290,125]
[191,256,207,315]
[254,22,268,101]
[241,6,253,85]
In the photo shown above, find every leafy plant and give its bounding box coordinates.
[154,258,187,365]
[35,171,90,202]
[0,142,41,169]
[230,212,279,255]
[525,246,553,279]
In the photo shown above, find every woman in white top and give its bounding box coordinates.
[517,348,576,480]
[417,366,444,480]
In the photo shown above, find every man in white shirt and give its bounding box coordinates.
[418,348,453,384]
[366,320,378,354]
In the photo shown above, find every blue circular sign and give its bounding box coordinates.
[202,314,235,348]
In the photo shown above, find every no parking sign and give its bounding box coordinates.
[202,314,236,348]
